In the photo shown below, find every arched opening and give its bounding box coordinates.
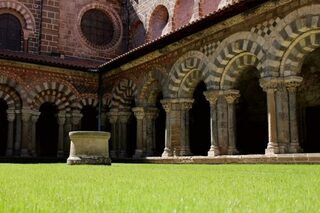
[36,103,58,157]
[81,105,98,131]
[0,14,22,51]
[298,48,320,153]
[172,0,194,30]
[0,99,8,156]
[155,93,166,156]
[147,5,169,41]
[189,81,211,156]
[235,67,268,154]
[129,20,146,49]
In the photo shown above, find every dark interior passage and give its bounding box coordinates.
[81,106,98,131]
[155,93,165,156]
[0,99,8,156]
[189,81,211,156]
[303,106,320,152]
[235,68,268,154]
[36,103,58,157]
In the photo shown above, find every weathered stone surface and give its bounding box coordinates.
[67,131,111,165]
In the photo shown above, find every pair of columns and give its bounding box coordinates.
[108,108,159,158]
[107,111,131,158]
[204,90,240,156]
[19,109,82,157]
[260,76,303,154]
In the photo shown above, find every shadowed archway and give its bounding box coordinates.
[36,103,59,157]
[0,99,8,156]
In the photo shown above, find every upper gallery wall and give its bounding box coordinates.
[128,0,231,49]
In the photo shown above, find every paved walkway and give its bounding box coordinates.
[122,153,320,164]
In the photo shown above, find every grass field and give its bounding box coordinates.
[0,164,319,213]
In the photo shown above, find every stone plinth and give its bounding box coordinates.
[67,131,111,165]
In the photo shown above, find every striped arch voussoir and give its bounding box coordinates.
[111,79,137,110]
[137,68,165,105]
[211,36,265,89]
[220,53,261,89]
[0,1,36,31]
[0,84,22,109]
[167,51,209,98]
[267,6,320,76]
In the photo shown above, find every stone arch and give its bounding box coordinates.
[0,84,21,110]
[79,94,99,109]
[147,5,169,41]
[111,79,137,110]
[209,32,266,88]
[136,66,166,106]
[28,81,79,112]
[266,5,320,76]
[0,70,28,107]
[172,0,194,30]
[129,20,146,49]
[220,52,262,89]
[167,51,210,98]
[0,0,36,35]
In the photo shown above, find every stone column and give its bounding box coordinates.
[161,101,172,157]
[161,99,193,157]
[204,90,220,156]
[107,112,119,158]
[20,109,32,157]
[118,112,131,158]
[71,111,82,131]
[179,101,193,156]
[5,110,15,156]
[285,76,303,153]
[225,90,240,155]
[145,108,159,156]
[260,78,279,155]
[132,107,145,158]
[30,112,40,157]
[57,112,66,157]
[14,110,22,155]
[64,113,72,156]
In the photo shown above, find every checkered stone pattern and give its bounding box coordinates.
[200,41,220,57]
[250,17,281,37]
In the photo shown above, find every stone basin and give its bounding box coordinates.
[67,131,111,165]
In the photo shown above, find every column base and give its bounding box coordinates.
[227,147,238,155]
[289,144,302,153]
[161,148,172,157]
[179,146,191,156]
[208,146,220,157]
[133,149,145,159]
[265,145,279,155]
[278,144,287,154]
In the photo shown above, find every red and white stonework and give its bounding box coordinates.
[0,0,320,160]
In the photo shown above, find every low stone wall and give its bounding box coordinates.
[67,131,111,165]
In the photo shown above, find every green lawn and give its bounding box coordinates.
[0,164,319,212]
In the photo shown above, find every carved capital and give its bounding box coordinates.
[58,113,66,125]
[119,112,131,123]
[71,111,82,125]
[132,107,145,120]
[6,110,15,122]
[259,77,279,92]
[107,112,119,124]
[224,90,240,104]
[145,108,159,120]
[204,90,220,105]
[284,76,303,92]
[31,112,40,123]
